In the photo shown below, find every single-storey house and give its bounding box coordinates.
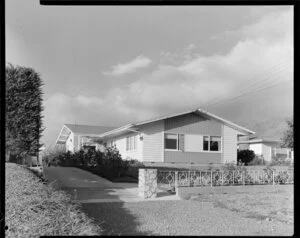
[237,137,293,162]
[55,124,116,152]
[56,109,255,164]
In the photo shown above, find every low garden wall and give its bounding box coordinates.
[139,167,294,199]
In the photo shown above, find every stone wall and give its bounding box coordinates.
[138,169,158,199]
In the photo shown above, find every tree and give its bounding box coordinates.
[281,118,293,149]
[237,149,255,165]
[6,64,44,162]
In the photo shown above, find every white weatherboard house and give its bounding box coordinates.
[56,124,116,152]
[56,109,255,164]
[238,137,293,162]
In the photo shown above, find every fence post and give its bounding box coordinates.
[243,171,245,186]
[188,170,191,186]
[272,170,275,186]
[221,171,224,186]
[175,171,178,190]
[233,171,235,185]
[200,171,202,186]
[210,170,213,187]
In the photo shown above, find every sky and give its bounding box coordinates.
[6,2,293,147]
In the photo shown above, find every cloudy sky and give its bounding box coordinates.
[6,2,293,147]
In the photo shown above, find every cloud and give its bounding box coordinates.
[105,7,293,120]
[43,8,293,145]
[103,55,152,76]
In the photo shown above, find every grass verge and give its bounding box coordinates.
[182,185,293,224]
[5,162,102,237]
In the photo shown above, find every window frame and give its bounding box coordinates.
[202,135,222,153]
[126,135,137,152]
[164,133,180,151]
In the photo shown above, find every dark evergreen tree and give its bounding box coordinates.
[281,117,293,149]
[6,64,44,162]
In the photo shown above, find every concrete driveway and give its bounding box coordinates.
[43,166,179,203]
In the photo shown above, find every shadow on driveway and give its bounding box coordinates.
[44,166,156,235]
[81,201,155,236]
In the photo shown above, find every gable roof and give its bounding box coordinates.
[98,108,255,138]
[65,124,116,135]
[55,124,116,144]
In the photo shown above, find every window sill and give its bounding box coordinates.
[164,149,182,152]
[200,150,222,153]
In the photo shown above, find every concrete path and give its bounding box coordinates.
[43,166,180,203]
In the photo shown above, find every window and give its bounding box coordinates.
[203,136,209,151]
[109,140,116,147]
[210,136,221,151]
[83,145,96,151]
[126,135,137,151]
[165,134,178,150]
[203,135,221,152]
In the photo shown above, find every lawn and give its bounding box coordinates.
[5,163,102,237]
[181,185,293,224]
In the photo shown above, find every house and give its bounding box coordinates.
[60,108,254,164]
[55,124,116,152]
[238,137,293,162]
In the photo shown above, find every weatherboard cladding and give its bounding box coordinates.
[223,125,238,163]
[164,113,222,135]
[107,132,143,162]
[164,151,221,164]
[163,113,222,163]
[141,120,164,162]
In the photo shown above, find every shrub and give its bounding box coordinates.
[270,154,292,166]
[52,146,134,181]
[42,145,66,167]
[237,149,255,165]
[248,155,266,166]
[125,159,145,179]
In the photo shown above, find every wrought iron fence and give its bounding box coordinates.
[157,169,293,190]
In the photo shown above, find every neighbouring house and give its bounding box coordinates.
[56,109,255,164]
[55,124,116,152]
[237,137,294,162]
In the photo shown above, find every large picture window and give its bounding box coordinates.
[203,135,221,152]
[126,135,137,151]
[165,133,178,150]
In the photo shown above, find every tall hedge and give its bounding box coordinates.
[6,64,44,161]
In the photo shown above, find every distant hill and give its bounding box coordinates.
[238,117,290,140]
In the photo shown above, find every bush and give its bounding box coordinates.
[52,146,134,181]
[124,159,145,179]
[248,155,266,166]
[270,154,292,166]
[42,145,66,167]
[237,149,255,165]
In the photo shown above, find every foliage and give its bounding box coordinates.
[124,159,146,179]
[49,146,139,181]
[270,154,292,166]
[237,149,255,165]
[5,163,101,237]
[41,145,66,167]
[281,117,293,149]
[6,64,44,162]
[248,155,266,166]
